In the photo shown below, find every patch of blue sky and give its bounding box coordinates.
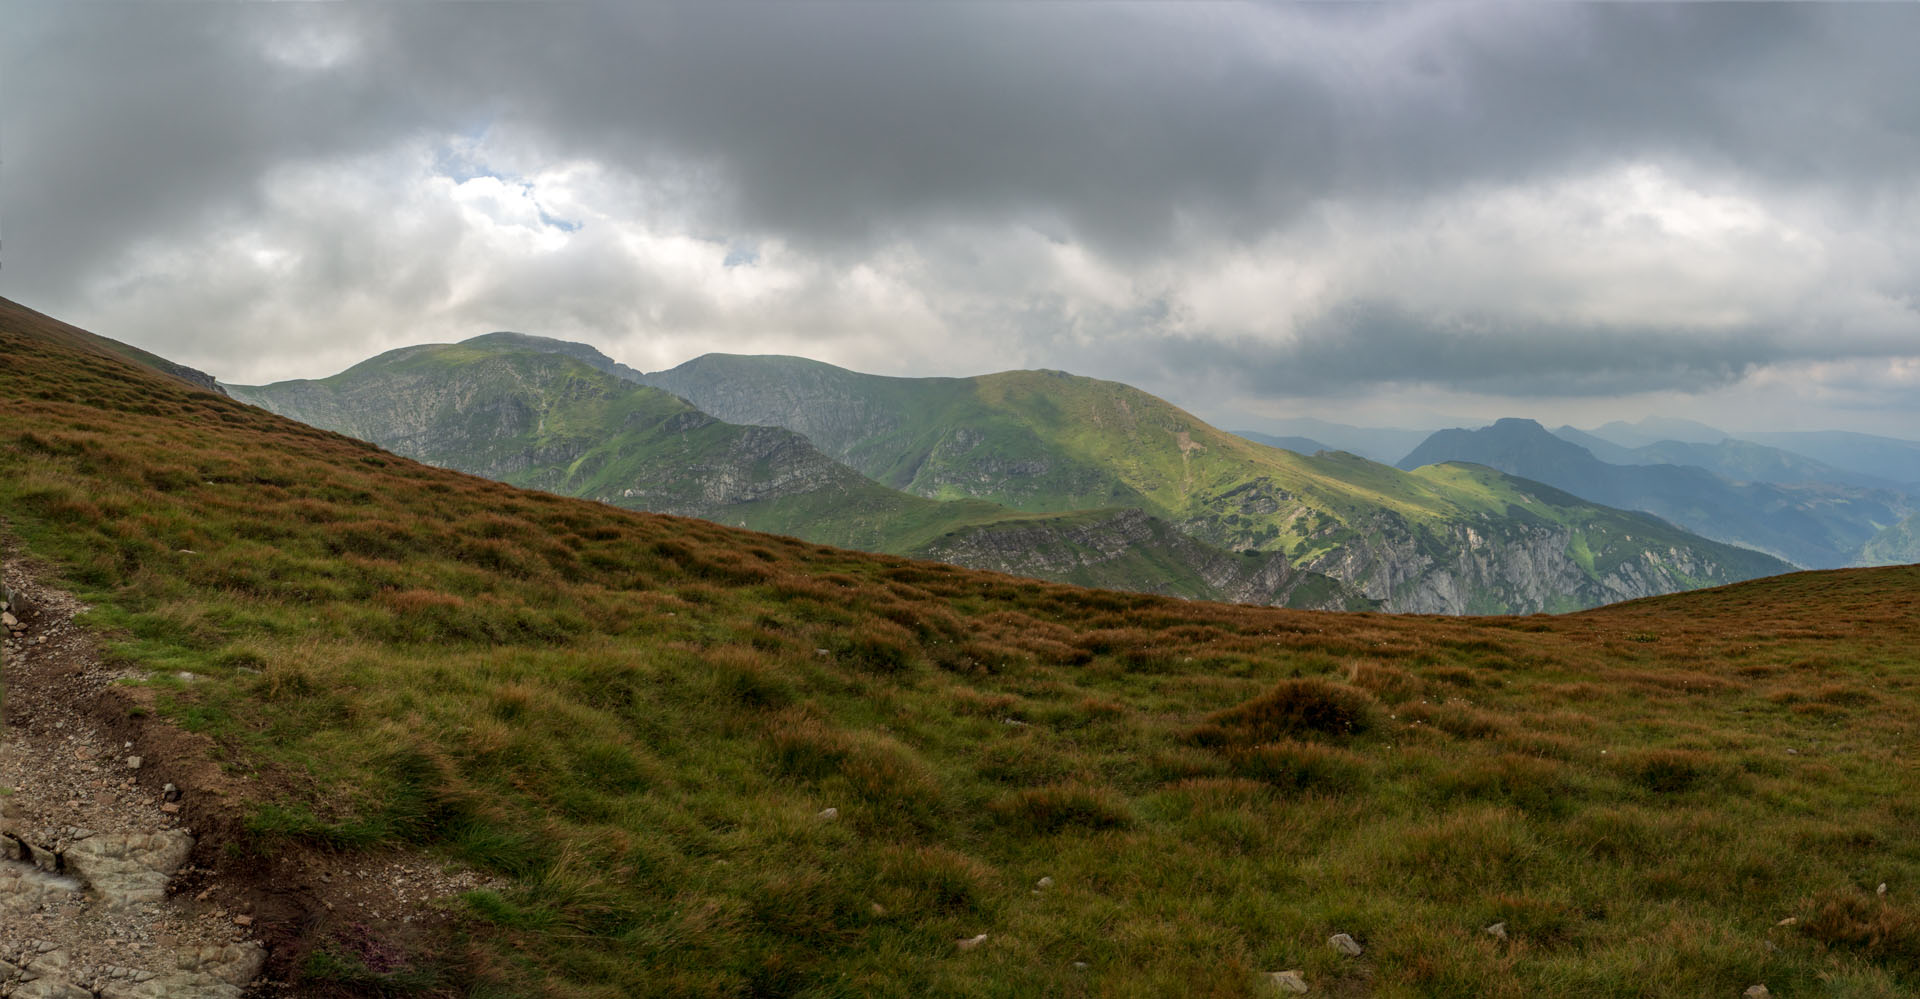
[539,208,583,233]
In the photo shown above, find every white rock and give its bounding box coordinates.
[956,933,988,951]
[1328,933,1362,956]
[1878,882,1888,896]
[1267,970,1309,994]
[816,807,839,821]
[1484,921,1508,940]
[1744,986,1771,999]
[1036,876,1054,889]
[125,756,143,770]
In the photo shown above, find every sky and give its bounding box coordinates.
[5,2,1919,436]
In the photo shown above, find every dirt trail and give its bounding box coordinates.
[1,556,267,997]
[2,545,503,997]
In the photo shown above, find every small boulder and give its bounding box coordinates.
[1744,986,1770,999]
[1266,970,1309,994]
[1484,921,1508,940]
[956,933,988,951]
[816,807,839,821]
[1328,933,1362,956]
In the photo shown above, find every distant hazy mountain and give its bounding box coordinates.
[1583,416,1729,448]
[1231,430,1335,455]
[1740,431,1920,487]
[1238,417,1437,465]
[1548,426,1650,465]
[1548,427,1904,491]
[1402,418,1914,568]
[642,355,1788,612]
[227,337,1366,610]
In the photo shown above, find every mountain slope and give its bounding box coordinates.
[1403,418,1913,568]
[1231,430,1336,456]
[229,339,1363,610]
[1741,430,1920,487]
[643,355,1789,612]
[1859,512,1920,566]
[1237,417,1436,464]
[8,295,1920,997]
[1584,416,1729,448]
[1550,426,1906,491]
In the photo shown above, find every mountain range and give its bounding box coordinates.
[1398,418,1916,569]
[231,333,1791,614]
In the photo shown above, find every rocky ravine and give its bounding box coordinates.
[1,550,498,997]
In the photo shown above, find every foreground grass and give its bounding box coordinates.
[3,296,1919,997]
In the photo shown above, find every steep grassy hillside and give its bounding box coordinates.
[644,356,1789,612]
[230,338,1362,610]
[1403,419,1913,569]
[8,298,1920,998]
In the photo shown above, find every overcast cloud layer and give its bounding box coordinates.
[5,2,1919,434]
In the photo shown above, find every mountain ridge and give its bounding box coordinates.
[229,339,1369,610]
[632,352,1788,611]
[1401,418,1914,568]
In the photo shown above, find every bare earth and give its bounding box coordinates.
[2,547,495,997]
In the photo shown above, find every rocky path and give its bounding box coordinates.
[2,543,507,997]
[2,564,265,998]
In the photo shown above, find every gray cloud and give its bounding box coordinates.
[4,2,1920,430]
[1162,301,1781,398]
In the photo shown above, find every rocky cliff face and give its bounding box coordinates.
[640,354,921,463]
[916,508,1370,611]
[593,421,870,514]
[1295,513,1760,615]
[229,353,873,519]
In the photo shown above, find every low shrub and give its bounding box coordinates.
[1802,887,1920,973]
[1188,678,1379,747]
[989,784,1133,834]
[1227,740,1369,795]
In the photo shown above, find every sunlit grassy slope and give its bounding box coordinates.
[229,338,1366,608]
[5,296,1920,998]
[645,355,1789,610]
